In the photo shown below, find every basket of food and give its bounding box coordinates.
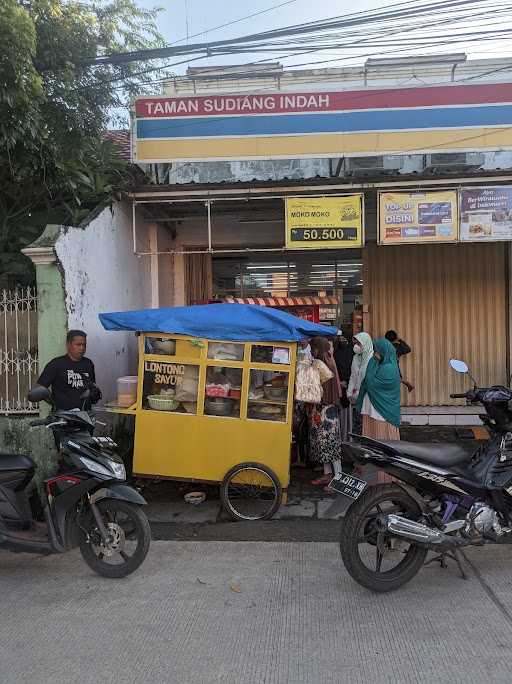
[147,395,180,411]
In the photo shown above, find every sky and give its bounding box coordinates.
[136,0,512,79]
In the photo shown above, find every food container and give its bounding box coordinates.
[152,339,176,355]
[263,385,287,400]
[147,395,180,411]
[249,407,285,421]
[208,343,244,361]
[117,376,138,407]
[206,382,230,398]
[228,386,241,399]
[205,397,235,416]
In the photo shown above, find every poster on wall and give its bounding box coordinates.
[379,190,458,245]
[460,186,512,242]
[285,195,364,249]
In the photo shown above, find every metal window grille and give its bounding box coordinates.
[0,288,38,414]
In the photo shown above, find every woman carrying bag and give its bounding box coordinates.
[308,337,343,488]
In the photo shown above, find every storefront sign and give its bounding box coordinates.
[285,196,363,249]
[133,83,512,163]
[379,191,458,244]
[319,306,337,321]
[460,186,512,242]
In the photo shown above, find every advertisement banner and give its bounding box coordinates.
[379,191,458,244]
[285,195,364,249]
[460,186,512,242]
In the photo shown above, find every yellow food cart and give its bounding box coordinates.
[100,303,336,520]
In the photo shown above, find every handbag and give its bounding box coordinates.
[312,359,334,384]
[294,360,322,404]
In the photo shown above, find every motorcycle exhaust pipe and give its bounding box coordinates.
[378,514,467,549]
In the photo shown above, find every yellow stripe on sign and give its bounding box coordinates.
[135,127,512,162]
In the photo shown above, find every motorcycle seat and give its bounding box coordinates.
[0,453,35,472]
[379,441,474,468]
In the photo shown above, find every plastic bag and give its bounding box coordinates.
[295,360,322,404]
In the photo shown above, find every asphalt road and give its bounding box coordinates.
[2,541,512,683]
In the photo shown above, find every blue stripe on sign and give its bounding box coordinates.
[136,105,512,139]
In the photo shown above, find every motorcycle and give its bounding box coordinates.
[337,358,512,592]
[0,385,151,578]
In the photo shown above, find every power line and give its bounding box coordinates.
[88,0,502,66]
[85,0,512,96]
[170,0,300,46]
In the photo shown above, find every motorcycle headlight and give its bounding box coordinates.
[110,460,126,481]
[79,455,125,480]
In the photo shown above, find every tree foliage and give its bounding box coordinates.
[0,0,166,286]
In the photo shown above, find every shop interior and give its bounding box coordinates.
[211,252,363,332]
[135,193,368,334]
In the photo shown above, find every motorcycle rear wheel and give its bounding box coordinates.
[79,500,151,578]
[340,484,428,592]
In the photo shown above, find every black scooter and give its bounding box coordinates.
[0,386,150,578]
[336,359,512,592]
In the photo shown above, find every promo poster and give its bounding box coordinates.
[379,191,458,244]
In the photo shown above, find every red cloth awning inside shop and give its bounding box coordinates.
[223,296,338,306]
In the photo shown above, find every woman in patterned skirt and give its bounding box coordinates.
[308,337,343,488]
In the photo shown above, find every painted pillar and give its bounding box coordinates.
[20,227,69,481]
[22,226,68,368]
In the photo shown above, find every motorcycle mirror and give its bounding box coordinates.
[449,359,469,374]
[28,385,51,403]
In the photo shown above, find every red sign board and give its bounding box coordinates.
[134,83,512,119]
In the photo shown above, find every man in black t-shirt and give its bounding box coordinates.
[36,330,99,410]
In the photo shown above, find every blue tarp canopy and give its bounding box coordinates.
[99,304,337,342]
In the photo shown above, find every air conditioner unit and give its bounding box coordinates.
[343,155,404,177]
[424,152,484,173]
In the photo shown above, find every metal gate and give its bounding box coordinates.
[0,288,38,414]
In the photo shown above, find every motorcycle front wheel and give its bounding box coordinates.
[79,500,151,578]
[340,484,427,592]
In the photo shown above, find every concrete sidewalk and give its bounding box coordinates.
[1,542,512,683]
[146,495,343,524]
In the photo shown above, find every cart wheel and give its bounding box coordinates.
[220,462,282,521]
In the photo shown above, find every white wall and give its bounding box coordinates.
[164,57,512,97]
[55,201,152,401]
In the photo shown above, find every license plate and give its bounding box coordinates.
[328,472,367,500]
